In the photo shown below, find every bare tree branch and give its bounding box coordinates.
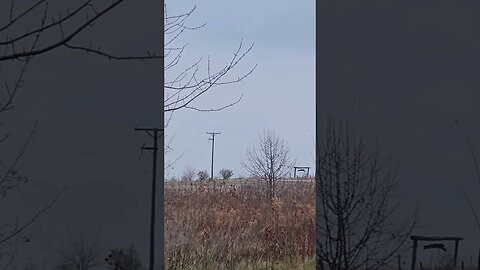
[163,4,255,113]
[184,94,243,112]
[466,136,480,185]
[1,0,127,61]
[1,0,162,61]
[0,0,162,118]
[0,1,92,46]
[0,0,46,33]
[0,122,38,198]
[462,189,480,231]
[0,187,65,246]
[63,43,162,61]
[463,137,480,234]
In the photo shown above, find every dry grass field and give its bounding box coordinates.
[164,178,315,270]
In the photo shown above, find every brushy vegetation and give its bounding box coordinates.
[165,178,315,270]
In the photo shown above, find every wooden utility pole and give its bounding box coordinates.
[135,127,164,270]
[207,132,220,180]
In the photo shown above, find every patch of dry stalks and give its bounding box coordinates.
[165,179,315,269]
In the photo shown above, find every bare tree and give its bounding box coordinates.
[55,236,100,270]
[242,129,295,199]
[167,176,178,182]
[219,169,233,180]
[181,166,196,182]
[316,118,416,270]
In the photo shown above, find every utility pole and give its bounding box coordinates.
[207,132,220,180]
[134,127,164,270]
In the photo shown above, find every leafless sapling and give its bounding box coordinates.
[242,129,295,199]
[54,235,100,270]
[181,166,196,182]
[219,169,233,180]
[316,118,416,270]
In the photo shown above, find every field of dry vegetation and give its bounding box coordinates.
[164,178,315,270]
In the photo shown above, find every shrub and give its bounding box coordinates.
[104,245,142,270]
[181,166,196,181]
[197,170,209,181]
[219,169,233,180]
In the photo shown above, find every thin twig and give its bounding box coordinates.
[0,187,66,245]
[462,189,480,231]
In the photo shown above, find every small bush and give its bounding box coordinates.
[181,166,196,181]
[105,245,142,270]
[197,170,209,181]
[219,169,233,180]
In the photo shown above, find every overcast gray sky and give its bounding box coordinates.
[165,0,315,180]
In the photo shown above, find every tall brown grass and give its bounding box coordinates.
[164,179,315,270]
